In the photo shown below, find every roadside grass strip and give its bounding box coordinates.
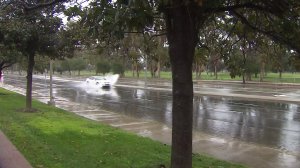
[0,88,245,168]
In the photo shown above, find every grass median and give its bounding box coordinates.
[0,88,245,168]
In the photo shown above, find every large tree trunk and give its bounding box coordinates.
[165,3,200,168]
[26,52,35,111]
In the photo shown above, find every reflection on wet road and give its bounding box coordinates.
[4,75,300,154]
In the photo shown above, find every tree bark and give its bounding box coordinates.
[165,3,200,168]
[26,52,35,111]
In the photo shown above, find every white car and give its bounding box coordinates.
[86,76,111,88]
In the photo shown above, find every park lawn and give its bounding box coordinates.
[123,70,300,83]
[0,88,245,168]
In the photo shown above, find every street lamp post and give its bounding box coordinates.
[145,55,148,89]
[48,59,55,106]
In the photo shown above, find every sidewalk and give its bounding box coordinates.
[0,130,32,168]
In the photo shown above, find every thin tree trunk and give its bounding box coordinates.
[165,3,200,168]
[214,64,218,80]
[242,73,245,84]
[199,65,202,79]
[260,61,265,82]
[135,63,139,78]
[279,70,282,79]
[242,45,246,84]
[195,63,199,79]
[246,73,252,81]
[26,52,35,111]
[132,63,135,77]
[157,57,161,78]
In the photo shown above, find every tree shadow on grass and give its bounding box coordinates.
[16,108,40,113]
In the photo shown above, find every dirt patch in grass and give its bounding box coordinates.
[17,108,40,113]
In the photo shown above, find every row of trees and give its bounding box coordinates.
[1,1,300,167]
[6,32,298,83]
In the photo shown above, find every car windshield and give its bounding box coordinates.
[93,76,105,80]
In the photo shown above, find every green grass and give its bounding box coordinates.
[124,71,300,83]
[0,88,245,168]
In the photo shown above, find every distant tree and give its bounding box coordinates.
[225,47,244,79]
[128,49,141,78]
[69,57,86,75]
[194,47,208,79]
[60,59,72,75]
[244,51,260,81]
[111,63,124,76]
[270,44,291,78]
[54,64,64,75]
[96,62,110,75]
[34,55,49,74]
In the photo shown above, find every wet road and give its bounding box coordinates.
[3,74,300,155]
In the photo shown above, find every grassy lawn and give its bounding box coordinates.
[0,88,245,168]
[124,71,300,83]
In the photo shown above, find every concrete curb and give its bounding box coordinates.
[0,130,32,168]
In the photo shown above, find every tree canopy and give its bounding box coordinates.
[1,0,300,167]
